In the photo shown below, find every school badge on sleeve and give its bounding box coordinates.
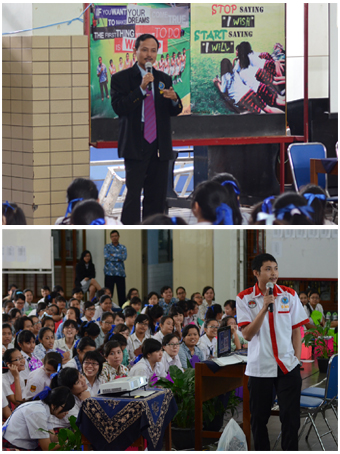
[30,385,37,393]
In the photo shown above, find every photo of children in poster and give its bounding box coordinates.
[90,3,190,124]
[191,3,286,115]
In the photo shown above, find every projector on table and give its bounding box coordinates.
[98,376,148,395]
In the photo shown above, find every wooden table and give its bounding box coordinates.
[195,362,250,450]
[310,158,338,185]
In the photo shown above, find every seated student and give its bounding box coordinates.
[122,288,140,309]
[123,306,138,333]
[41,314,56,333]
[127,314,151,362]
[2,348,26,409]
[304,289,325,329]
[2,201,27,225]
[65,337,97,372]
[55,296,67,332]
[28,315,42,340]
[2,389,12,421]
[3,283,18,304]
[158,286,177,316]
[200,304,223,335]
[178,325,204,369]
[153,316,174,343]
[300,184,332,225]
[219,316,244,350]
[94,294,119,321]
[33,327,61,362]
[37,286,51,304]
[23,288,36,314]
[198,286,216,321]
[141,214,188,225]
[223,299,237,319]
[273,192,314,225]
[14,329,36,382]
[95,311,115,348]
[100,340,129,382]
[248,196,276,225]
[102,332,129,368]
[191,180,237,225]
[183,300,199,327]
[3,301,15,315]
[130,296,143,314]
[56,306,81,340]
[27,301,47,318]
[161,333,184,374]
[197,319,219,360]
[113,323,130,339]
[71,199,106,225]
[54,319,79,358]
[50,368,91,427]
[2,323,14,352]
[82,350,105,396]
[70,287,85,313]
[141,291,160,313]
[211,172,245,225]
[2,386,75,451]
[13,292,26,315]
[53,285,65,297]
[129,339,166,382]
[168,305,184,338]
[75,250,102,301]
[81,301,97,323]
[8,308,21,334]
[79,320,101,344]
[176,286,188,302]
[145,304,164,335]
[24,352,63,399]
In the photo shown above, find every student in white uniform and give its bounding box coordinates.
[2,323,14,353]
[129,339,166,382]
[2,348,26,409]
[197,319,218,360]
[161,334,184,374]
[64,337,97,372]
[126,314,151,362]
[152,315,174,343]
[236,253,309,451]
[50,367,91,428]
[54,319,78,358]
[32,327,57,362]
[99,340,129,382]
[95,311,116,349]
[2,389,11,421]
[24,352,63,399]
[144,305,164,337]
[82,350,105,396]
[2,386,75,450]
[14,329,37,383]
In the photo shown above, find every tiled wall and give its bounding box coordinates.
[2,35,89,225]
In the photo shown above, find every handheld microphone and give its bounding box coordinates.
[266,282,274,312]
[145,61,153,91]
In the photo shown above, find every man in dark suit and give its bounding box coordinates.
[111,34,183,225]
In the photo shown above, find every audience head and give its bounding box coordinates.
[224,299,236,317]
[176,286,186,301]
[191,292,203,306]
[43,352,63,378]
[273,192,313,224]
[103,340,123,369]
[130,296,142,313]
[205,304,223,321]
[202,286,215,304]
[82,350,104,379]
[2,201,27,225]
[14,328,35,354]
[14,316,33,334]
[142,338,163,361]
[3,348,26,372]
[65,178,99,217]
[160,286,173,303]
[71,200,105,225]
[211,172,243,224]
[79,320,100,340]
[147,291,159,306]
[162,333,181,358]
[141,214,187,225]
[182,324,200,348]
[300,184,327,225]
[2,323,13,347]
[126,288,139,301]
[73,337,96,361]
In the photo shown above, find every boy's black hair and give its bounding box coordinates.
[53,285,64,293]
[160,285,172,295]
[130,296,142,306]
[224,299,236,309]
[96,287,111,299]
[71,200,105,225]
[186,300,196,311]
[48,303,60,314]
[55,295,66,304]
[72,287,83,295]
[8,284,18,291]
[142,338,162,358]
[62,319,79,331]
[309,288,320,297]
[41,286,51,292]
[2,322,12,331]
[134,313,150,327]
[251,253,277,272]
[83,350,105,377]
[182,324,200,338]
[14,328,35,349]
[135,34,160,50]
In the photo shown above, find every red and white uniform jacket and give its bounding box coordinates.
[236,283,309,377]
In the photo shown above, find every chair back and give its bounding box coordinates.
[325,354,338,400]
[287,142,327,191]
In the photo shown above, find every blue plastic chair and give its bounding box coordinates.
[273,354,338,451]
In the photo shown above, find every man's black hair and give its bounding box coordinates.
[251,253,277,272]
[110,230,119,236]
[135,34,160,50]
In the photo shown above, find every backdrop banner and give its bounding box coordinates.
[190,3,286,116]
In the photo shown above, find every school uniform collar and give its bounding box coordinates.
[254,282,279,297]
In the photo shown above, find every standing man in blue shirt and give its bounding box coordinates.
[97,56,109,101]
[104,230,127,307]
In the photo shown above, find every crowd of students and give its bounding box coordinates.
[2,274,334,449]
[2,175,335,226]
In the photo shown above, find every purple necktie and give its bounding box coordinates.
[144,88,157,143]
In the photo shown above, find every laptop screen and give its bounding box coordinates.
[217,325,232,358]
